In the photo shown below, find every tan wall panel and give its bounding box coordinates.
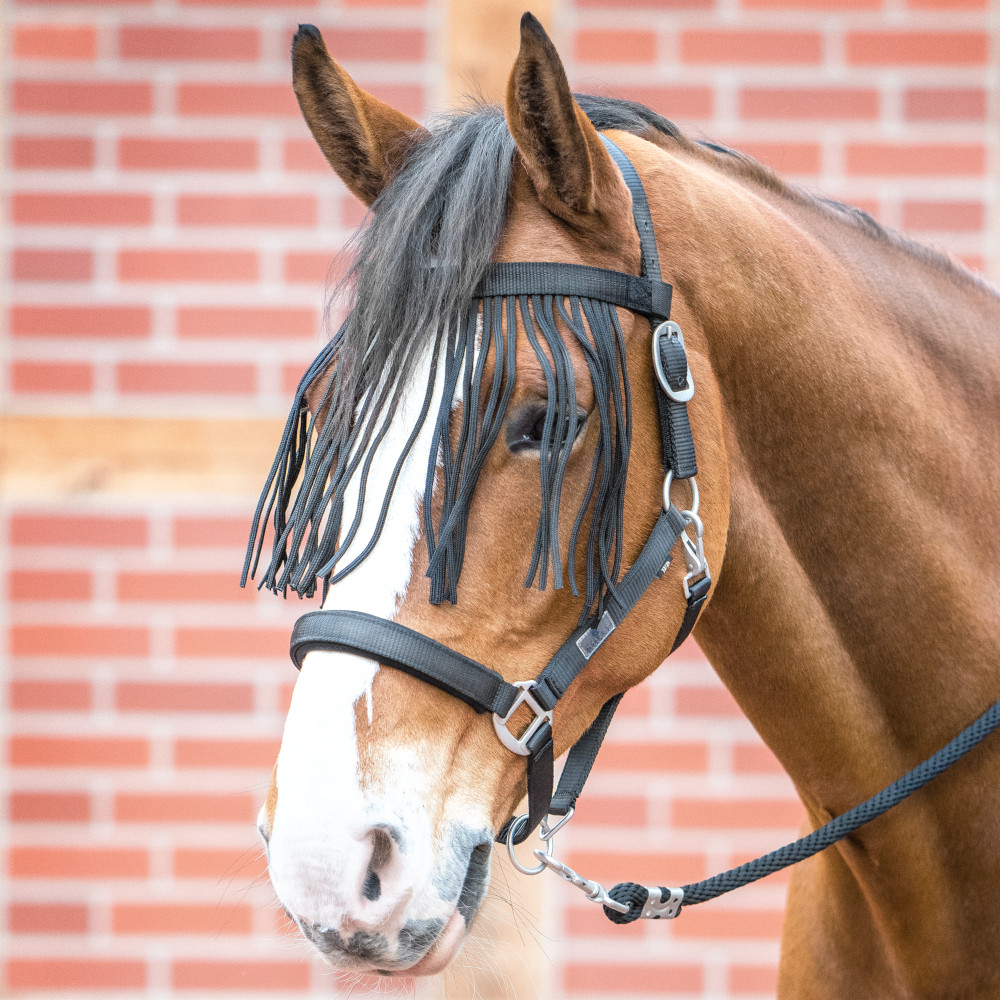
[447,0,555,106]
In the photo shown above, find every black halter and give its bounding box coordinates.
[277,137,710,844]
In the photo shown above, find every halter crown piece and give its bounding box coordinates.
[245,137,711,913]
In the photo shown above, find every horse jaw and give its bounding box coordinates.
[260,343,493,975]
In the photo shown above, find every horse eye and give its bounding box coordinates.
[506,405,587,454]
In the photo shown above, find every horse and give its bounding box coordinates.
[248,15,1000,996]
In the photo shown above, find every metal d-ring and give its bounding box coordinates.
[662,470,699,518]
[506,813,553,875]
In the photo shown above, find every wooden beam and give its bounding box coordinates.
[0,415,283,500]
[446,0,555,106]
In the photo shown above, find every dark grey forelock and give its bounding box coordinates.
[332,105,518,415]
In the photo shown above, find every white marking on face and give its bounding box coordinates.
[267,337,455,934]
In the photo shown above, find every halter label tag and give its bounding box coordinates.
[576,610,616,660]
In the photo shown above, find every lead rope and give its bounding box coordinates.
[513,692,1000,923]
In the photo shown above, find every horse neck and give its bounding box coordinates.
[651,148,1000,815]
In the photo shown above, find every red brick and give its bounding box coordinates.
[576,0,709,6]
[283,137,331,173]
[174,846,267,880]
[177,194,317,228]
[567,850,705,885]
[673,797,803,829]
[118,249,258,283]
[672,905,785,939]
[341,196,368,227]
[12,248,93,281]
[312,27,425,61]
[729,964,780,994]
[173,514,249,549]
[283,361,309,393]
[116,792,255,823]
[594,740,708,773]
[11,304,151,339]
[575,29,657,63]
[182,0,316,5]
[564,963,702,994]
[175,737,279,769]
[10,513,148,547]
[7,959,146,990]
[117,570,254,602]
[9,678,92,710]
[175,626,288,659]
[741,87,878,120]
[11,135,94,168]
[10,361,93,393]
[902,201,983,232]
[8,902,89,934]
[616,684,650,717]
[908,0,984,7]
[9,569,92,600]
[905,87,986,122]
[11,624,149,658]
[178,305,317,340]
[10,791,90,822]
[113,903,253,935]
[733,741,785,774]
[117,362,256,395]
[117,681,254,713]
[10,735,149,768]
[13,192,151,226]
[119,136,257,170]
[846,143,985,177]
[614,85,713,118]
[120,25,259,61]
[847,31,987,65]
[13,79,153,115]
[676,684,743,717]
[744,0,879,7]
[735,140,821,174]
[681,30,822,64]
[179,82,299,117]
[284,251,340,284]
[173,960,310,990]
[15,24,97,59]
[572,794,646,826]
[10,846,149,879]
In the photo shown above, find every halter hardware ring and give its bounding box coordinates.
[505,813,552,875]
[663,470,699,518]
[652,321,694,403]
[493,681,554,756]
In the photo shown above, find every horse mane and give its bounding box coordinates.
[574,93,992,297]
[244,92,989,604]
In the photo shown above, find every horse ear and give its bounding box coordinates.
[292,24,428,206]
[505,13,625,228]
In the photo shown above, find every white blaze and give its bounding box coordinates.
[268,339,448,925]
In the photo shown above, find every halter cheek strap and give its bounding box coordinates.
[284,136,709,846]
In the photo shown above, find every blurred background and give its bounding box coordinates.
[2,0,995,997]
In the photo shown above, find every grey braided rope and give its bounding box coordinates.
[605,697,1000,922]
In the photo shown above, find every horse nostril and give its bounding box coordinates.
[361,826,395,902]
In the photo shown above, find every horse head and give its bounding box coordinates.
[250,14,732,979]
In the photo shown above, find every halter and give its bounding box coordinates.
[279,137,710,859]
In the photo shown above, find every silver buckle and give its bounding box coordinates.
[652,321,694,403]
[493,681,552,756]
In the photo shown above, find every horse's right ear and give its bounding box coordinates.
[291,24,428,206]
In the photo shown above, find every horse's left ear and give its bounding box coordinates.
[505,13,627,229]
[292,24,428,206]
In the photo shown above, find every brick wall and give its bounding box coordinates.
[3,2,994,999]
